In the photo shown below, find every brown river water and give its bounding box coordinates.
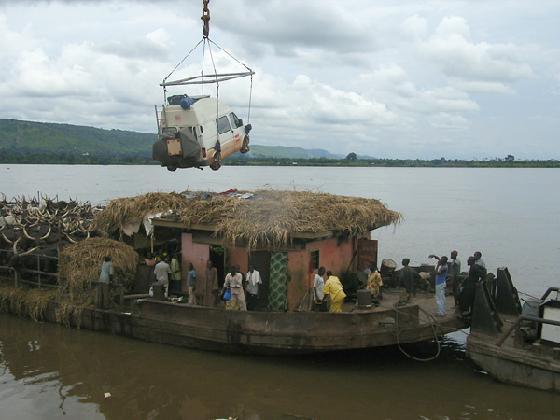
[1,165,560,419]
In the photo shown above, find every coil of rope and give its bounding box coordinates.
[393,303,444,362]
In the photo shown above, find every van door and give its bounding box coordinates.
[228,112,245,150]
[216,115,233,155]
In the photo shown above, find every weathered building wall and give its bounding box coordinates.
[228,247,249,274]
[287,249,311,311]
[306,236,355,275]
[181,233,209,291]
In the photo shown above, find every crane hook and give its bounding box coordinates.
[202,0,210,39]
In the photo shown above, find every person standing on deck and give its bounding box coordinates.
[398,259,418,301]
[187,263,197,304]
[434,256,448,316]
[224,266,246,311]
[170,254,182,295]
[97,256,113,309]
[448,250,461,304]
[154,257,171,298]
[459,256,486,317]
[367,265,383,300]
[245,265,262,311]
[313,267,327,311]
[203,260,219,307]
[473,251,486,269]
[323,271,346,313]
[430,251,461,303]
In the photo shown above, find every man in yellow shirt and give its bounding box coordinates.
[323,271,346,313]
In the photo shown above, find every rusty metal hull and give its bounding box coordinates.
[467,333,560,392]
[39,299,463,355]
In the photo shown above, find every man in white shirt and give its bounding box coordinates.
[245,265,262,311]
[313,266,327,311]
[154,257,172,297]
[474,251,485,268]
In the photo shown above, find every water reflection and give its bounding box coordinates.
[2,315,560,419]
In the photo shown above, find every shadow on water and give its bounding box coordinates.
[2,314,560,420]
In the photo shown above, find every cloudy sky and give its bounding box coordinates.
[1,0,559,159]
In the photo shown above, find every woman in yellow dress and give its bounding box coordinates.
[323,271,346,313]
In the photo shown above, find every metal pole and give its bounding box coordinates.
[154,105,161,136]
[37,254,41,287]
[497,315,560,347]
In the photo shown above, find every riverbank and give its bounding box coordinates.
[2,156,560,168]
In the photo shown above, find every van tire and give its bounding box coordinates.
[240,135,250,153]
[167,166,177,172]
[210,152,221,171]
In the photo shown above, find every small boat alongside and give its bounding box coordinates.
[466,271,560,392]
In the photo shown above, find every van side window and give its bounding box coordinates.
[217,116,231,134]
[229,112,243,128]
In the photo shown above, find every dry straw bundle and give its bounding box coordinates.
[94,192,187,234]
[95,190,400,249]
[0,286,57,321]
[58,237,139,300]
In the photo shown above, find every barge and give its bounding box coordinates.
[1,190,465,355]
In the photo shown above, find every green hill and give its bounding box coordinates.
[0,119,341,163]
[0,119,155,158]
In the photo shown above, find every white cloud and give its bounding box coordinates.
[0,1,559,159]
[419,16,534,88]
[401,15,427,39]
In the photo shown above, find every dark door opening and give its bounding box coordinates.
[249,251,271,311]
[210,245,225,288]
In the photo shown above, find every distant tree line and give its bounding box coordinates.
[2,148,559,168]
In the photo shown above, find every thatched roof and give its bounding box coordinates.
[94,190,401,248]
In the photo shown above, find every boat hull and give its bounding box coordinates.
[467,334,560,392]
[39,299,463,355]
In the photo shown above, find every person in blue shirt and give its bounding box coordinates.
[435,256,448,316]
[97,256,113,309]
[187,263,197,304]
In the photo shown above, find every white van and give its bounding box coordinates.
[152,94,251,171]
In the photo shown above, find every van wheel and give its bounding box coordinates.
[167,166,177,172]
[240,135,250,153]
[210,153,221,171]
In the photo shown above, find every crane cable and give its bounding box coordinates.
[160,0,254,124]
[206,36,221,156]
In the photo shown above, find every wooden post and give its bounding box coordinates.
[14,269,19,288]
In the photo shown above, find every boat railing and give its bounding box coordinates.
[0,248,59,289]
[497,314,560,347]
[541,287,560,302]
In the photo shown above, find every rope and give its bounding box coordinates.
[208,38,254,123]
[393,303,443,362]
[207,38,221,152]
[247,74,253,123]
[162,38,204,85]
[516,290,540,301]
[201,38,206,95]
[207,38,253,73]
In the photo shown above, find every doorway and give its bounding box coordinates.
[249,251,271,311]
[210,245,225,288]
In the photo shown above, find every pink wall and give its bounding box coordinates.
[228,247,249,273]
[305,236,355,276]
[181,233,209,292]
